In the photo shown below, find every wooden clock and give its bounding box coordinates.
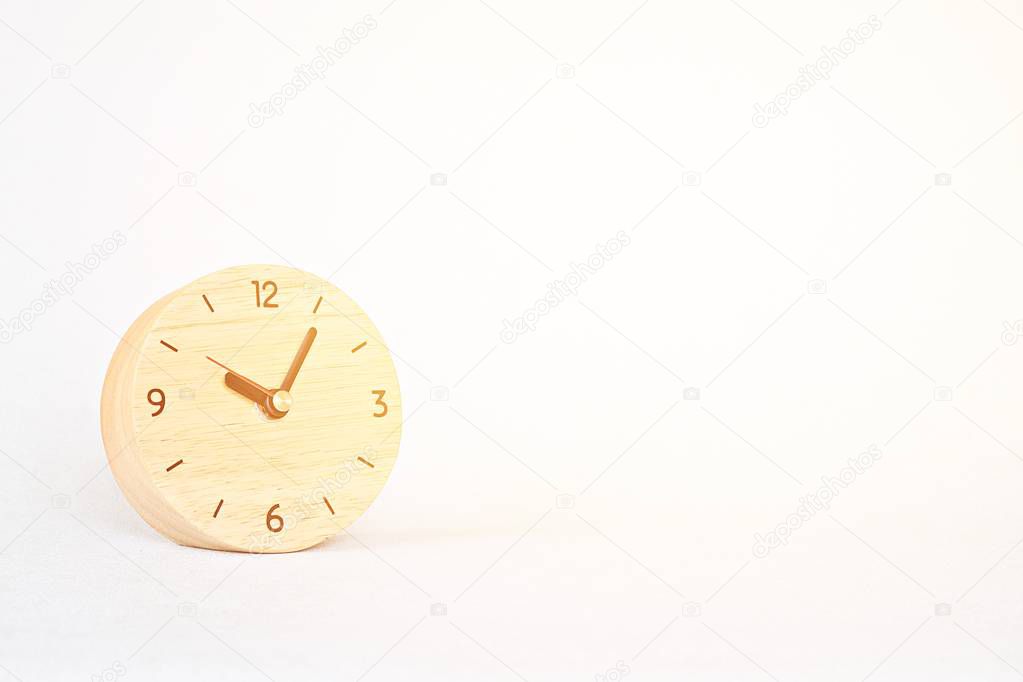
[100,264,402,553]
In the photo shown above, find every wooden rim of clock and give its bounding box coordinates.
[102,290,237,550]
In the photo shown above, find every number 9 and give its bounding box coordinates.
[147,388,165,417]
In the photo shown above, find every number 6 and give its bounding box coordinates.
[266,504,284,533]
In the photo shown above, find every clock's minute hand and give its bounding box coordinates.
[280,327,317,392]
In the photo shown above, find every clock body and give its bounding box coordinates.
[100,264,402,553]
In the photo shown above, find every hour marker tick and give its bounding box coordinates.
[202,294,214,313]
[213,499,224,518]
[166,459,184,472]
[352,341,367,353]
[160,340,178,352]
[357,456,375,468]
[323,497,335,515]
[313,296,323,314]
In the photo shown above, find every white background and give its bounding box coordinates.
[1,0,1022,680]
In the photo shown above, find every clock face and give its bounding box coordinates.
[101,264,401,553]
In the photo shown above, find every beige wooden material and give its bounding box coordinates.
[100,265,402,553]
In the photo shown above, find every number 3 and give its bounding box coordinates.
[372,390,388,417]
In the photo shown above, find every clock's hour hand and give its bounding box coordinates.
[207,356,288,418]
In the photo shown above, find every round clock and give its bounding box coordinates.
[100,264,402,553]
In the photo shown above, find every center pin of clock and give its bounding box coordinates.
[271,390,293,414]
